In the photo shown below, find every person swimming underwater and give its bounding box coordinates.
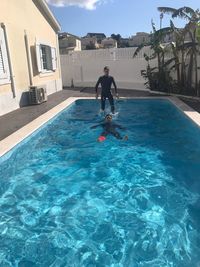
[91,114,128,141]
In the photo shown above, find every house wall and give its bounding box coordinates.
[81,37,99,50]
[130,32,151,47]
[59,37,81,54]
[60,47,157,90]
[59,37,75,49]
[0,0,62,116]
[102,39,117,49]
[75,39,81,51]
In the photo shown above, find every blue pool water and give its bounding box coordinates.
[1,99,200,267]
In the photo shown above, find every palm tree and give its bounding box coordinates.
[158,6,200,95]
[166,20,189,92]
[133,21,173,91]
[134,6,200,95]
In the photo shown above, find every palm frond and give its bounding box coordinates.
[150,67,158,72]
[170,20,176,30]
[151,20,157,33]
[157,7,177,15]
[143,53,150,62]
[156,27,173,36]
[172,7,194,20]
[181,7,196,17]
[182,22,192,36]
[185,47,193,57]
[149,53,157,60]
[170,42,176,48]
[141,70,146,74]
[163,43,174,55]
[169,64,176,71]
[183,38,198,48]
[133,44,144,58]
[164,57,176,67]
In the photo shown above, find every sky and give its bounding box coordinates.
[47,0,200,37]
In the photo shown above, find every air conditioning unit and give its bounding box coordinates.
[29,86,47,105]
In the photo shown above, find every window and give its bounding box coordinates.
[41,45,52,71]
[36,42,57,73]
[0,26,10,84]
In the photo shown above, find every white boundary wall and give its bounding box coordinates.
[60,47,157,90]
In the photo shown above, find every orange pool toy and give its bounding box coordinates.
[98,136,106,142]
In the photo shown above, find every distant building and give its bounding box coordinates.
[81,37,99,50]
[86,33,106,44]
[101,38,118,49]
[129,32,151,47]
[120,38,131,48]
[59,32,81,54]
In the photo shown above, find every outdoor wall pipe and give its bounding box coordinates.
[24,30,33,86]
[55,32,63,91]
[1,23,16,98]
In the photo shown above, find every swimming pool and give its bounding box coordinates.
[0,99,200,267]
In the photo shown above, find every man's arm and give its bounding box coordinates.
[112,77,119,97]
[95,77,101,93]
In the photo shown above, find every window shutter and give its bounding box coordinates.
[46,46,52,70]
[51,47,57,71]
[0,27,10,80]
[35,42,42,72]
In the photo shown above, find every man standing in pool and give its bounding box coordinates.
[95,66,119,114]
[91,114,128,142]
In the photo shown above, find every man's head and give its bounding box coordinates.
[105,114,112,122]
[104,66,109,76]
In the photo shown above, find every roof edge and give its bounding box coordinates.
[34,0,61,32]
[59,32,81,41]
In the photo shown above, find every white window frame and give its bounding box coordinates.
[35,41,57,75]
[0,26,11,85]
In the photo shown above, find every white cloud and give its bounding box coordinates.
[46,0,107,10]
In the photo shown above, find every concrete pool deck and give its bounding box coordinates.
[0,87,200,157]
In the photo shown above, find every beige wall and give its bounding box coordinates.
[0,0,62,115]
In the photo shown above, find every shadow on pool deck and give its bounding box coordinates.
[0,87,199,141]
